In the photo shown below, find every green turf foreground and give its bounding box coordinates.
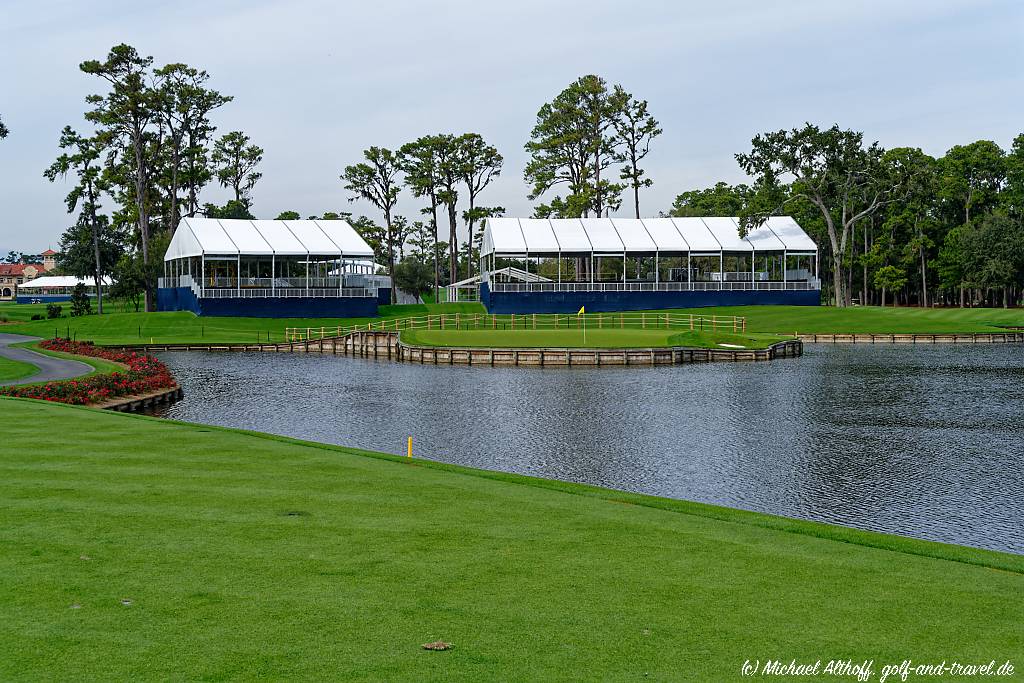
[1,399,1020,680]
[400,328,789,349]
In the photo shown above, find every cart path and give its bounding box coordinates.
[0,333,93,387]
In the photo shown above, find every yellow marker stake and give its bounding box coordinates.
[407,436,413,458]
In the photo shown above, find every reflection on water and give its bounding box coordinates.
[157,345,1024,554]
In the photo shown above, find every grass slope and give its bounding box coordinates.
[401,328,788,349]
[0,355,38,381]
[1,398,1020,680]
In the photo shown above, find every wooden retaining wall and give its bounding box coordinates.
[110,333,802,366]
[97,385,184,413]
[396,338,802,366]
[799,331,1024,344]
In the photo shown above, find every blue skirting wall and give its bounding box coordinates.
[480,282,820,314]
[16,295,73,304]
[157,287,380,318]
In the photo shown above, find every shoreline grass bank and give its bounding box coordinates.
[0,397,1020,680]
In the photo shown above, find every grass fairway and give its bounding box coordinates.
[401,328,789,349]
[1,398,1020,680]
[0,355,37,381]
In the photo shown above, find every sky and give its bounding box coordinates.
[1,0,1022,253]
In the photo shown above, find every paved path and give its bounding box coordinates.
[0,333,93,387]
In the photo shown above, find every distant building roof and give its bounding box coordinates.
[0,263,45,276]
[41,249,58,256]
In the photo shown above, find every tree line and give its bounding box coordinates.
[672,125,1024,308]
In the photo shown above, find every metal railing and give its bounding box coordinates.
[488,280,818,293]
[158,275,376,298]
[285,311,747,341]
[202,287,375,299]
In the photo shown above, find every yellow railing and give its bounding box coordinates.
[285,312,746,342]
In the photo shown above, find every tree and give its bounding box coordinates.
[407,220,435,265]
[153,63,231,232]
[873,265,906,307]
[400,135,446,294]
[879,148,939,307]
[211,131,263,205]
[960,212,1024,308]
[70,282,92,316]
[341,147,402,301]
[434,134,463,284]
[670,182,751,217]
[275,210,301,220]
[938,140,1005,225]
[524,74,626,218]
[0,115,8,139]
[202,199,254,220]
[1001,133,1024,218]
[457,133,502,275]
[44,127,113,313]
[81,44,159,311]
[737,124,912,307]
[613,88,661,218]
[392,257,433,300]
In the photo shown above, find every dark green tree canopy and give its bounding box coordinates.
[736,123,915,306]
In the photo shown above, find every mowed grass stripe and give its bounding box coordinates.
[0,398,1021,681]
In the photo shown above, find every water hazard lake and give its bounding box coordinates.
[156,344,1024,554]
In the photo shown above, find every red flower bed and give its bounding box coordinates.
[0,339,178,405]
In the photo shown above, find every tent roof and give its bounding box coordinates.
[480,216,816,256]
[164,218,375,260]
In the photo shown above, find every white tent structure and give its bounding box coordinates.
[160,218,383,299]
[445,266,551,303]
[479,216,818,292]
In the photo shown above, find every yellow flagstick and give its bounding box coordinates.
[577,305,586,345]
[407,436,413,459]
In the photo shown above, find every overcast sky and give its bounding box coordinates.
[1,0,1021,253]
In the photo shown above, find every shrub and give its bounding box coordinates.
[46,303,62,319]
[70,283,92,317]
[0,339,178,405]
[30,314,43,321]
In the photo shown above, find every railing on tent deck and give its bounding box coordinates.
[284,312,747,342]
[487,281,818,293]
[158,275,376,298]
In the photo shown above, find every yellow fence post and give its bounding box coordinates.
[407,436,412,459]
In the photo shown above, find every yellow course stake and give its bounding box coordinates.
[407,436,413,459]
